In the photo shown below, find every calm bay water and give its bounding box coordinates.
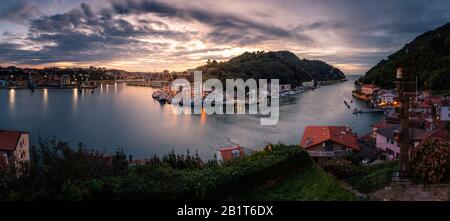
[0,75,383,159]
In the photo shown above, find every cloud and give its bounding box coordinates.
[0,0,313,68]
[0,0,449,73]
[110,0,313,45]
[1,2,190,65]
[0,2,41,24]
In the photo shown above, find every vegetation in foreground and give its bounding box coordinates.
[410,138,450,184]
[2,141,354,201]
[241,163,357,201]
[2,137,448,200]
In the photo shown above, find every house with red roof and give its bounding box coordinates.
[300,126,360,158]
[361,84,379,96]
[374,121,449,161]
[0,130,30,168]
[217,145,245,162]
[409,101,433,121]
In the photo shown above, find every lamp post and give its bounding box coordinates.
[396,68,410,173]
[395,68,416,174]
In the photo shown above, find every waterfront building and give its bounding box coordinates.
[376,90,396,105]
[300,126,360,158]
[361,84,379,95]
[60,75,71,87]
[280,84,291,92]
[409,101,433,121]
[302,80,315,88]
[0,130,30,168]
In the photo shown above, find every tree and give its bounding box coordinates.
[410,138,450,183]
[112,148,128,175]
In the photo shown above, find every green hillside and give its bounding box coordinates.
[359,22,450,92]
[195,51,345,87]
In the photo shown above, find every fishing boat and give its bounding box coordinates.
[157,96,166,104]
[152,91,160,99]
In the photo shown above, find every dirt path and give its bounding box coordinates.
[370,183,450,201]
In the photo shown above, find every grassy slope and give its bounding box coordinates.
[242,164,358,201]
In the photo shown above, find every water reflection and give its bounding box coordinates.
[43,89,48,110]
[200,108,207,124]
[72,89,78,112]
[8,89,15,112]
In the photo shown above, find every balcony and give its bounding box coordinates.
[307,150,351,157]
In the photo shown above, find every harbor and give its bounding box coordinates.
[0,75,384,159]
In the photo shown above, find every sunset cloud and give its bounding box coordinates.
[0,0,449,74]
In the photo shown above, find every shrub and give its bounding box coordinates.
[323,159,353,179]
[98,144,312,200]
[0,142,312,200]
[410,138,450,184]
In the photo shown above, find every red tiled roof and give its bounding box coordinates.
[412,127,449,142]
[300,126,360,150]
[219,146,244,162]
[0,131,28,151]
[362,84,378,89]
[371,120,395,129]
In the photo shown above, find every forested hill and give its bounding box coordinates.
[359,22,450,91]
[194,51,346,87]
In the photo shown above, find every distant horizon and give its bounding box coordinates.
[0,63,365,76]
[1,0,449,74]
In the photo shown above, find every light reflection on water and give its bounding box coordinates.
[0,76,383,159]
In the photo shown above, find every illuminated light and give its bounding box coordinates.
[9,89,15,106]
[200,108,207,124]
[43,89,48,109]
[72,89,79,113]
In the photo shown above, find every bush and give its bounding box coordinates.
[94,144,312,200]
[346,160,399,193]
[344,152,361,166]
[323,159,354,179]
[410,138,450,184]
[0,139,115,200]
[0,142,312,200]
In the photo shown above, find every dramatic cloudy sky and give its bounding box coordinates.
[0,0,449,74]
